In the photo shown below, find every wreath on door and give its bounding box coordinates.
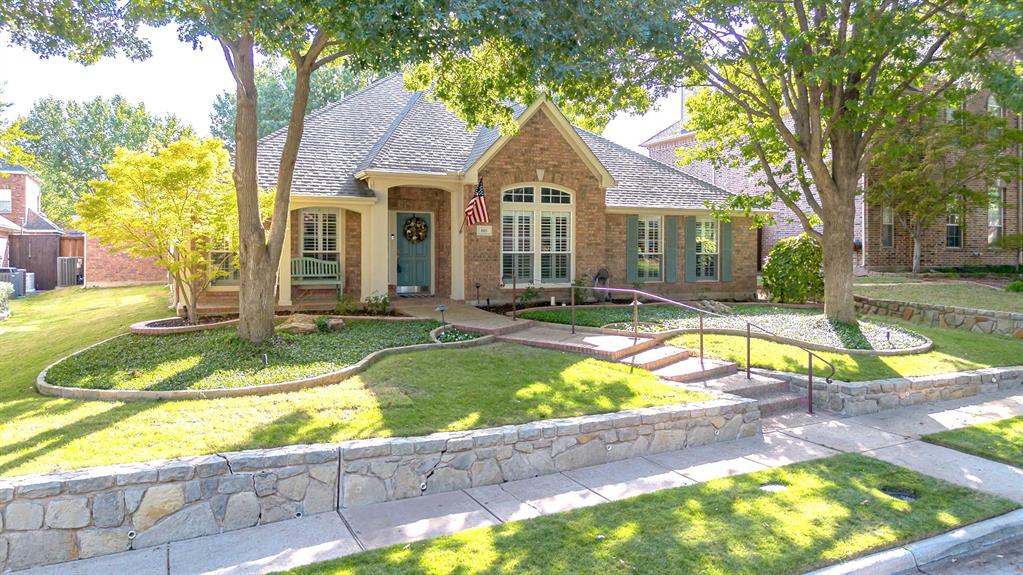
[403,216,429,244]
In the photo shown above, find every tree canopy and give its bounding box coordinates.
[209,59,372,151]
[15,96,193,226]
[1,0,150,63]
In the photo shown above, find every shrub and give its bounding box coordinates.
[334,293,358,315]
[364,293,390,315]
[0,282,12,318]
[762,234,824,304]
[1007,280,1023,293]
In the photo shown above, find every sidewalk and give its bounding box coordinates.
[16,390,1023,575]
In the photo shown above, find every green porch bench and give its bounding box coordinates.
[291,257,344,295]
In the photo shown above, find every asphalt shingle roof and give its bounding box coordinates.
[22,209,63,233]
[258,74,732,210]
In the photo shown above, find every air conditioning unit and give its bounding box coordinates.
[58,257,83,287]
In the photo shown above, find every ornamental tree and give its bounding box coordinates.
[867,106,1023,273]
[414,0,1022,324]
[77,138,252,324]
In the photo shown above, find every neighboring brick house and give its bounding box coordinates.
[641,121,865,268]
[201,74,763,311]
[862,90,1023,271]
[0,164,67,289]
[83,235,167,287]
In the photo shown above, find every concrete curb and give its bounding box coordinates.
[803,509,1023,574]
[129,313,422,335]
[37,324,495,402]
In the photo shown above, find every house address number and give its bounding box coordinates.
[476,225,493,236]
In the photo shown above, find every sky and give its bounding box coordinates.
[0,25,682,154]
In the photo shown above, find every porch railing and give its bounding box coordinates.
[541,285,835,415]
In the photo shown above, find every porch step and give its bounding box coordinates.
[497,326,659,360]
[652,357,737,383]
[755,391,806,416]
[618,345,691,371]
[695,373,790,398]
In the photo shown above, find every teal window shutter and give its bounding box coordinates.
[684,216,697,282]
[664,216,679,283]
[626,215,639,284]
[720,221,733,282]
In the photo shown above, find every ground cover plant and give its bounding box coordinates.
[854,282,1023,314]
[668,318,1023,382]
[0,287,707,477]
[923,416,1023,469]
[280,454,1016,575]
[521,304,926,351]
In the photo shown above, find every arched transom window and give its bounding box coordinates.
[501,185,573,285]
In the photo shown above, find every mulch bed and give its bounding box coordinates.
[148,315,236,328]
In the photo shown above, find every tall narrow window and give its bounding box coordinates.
[301,209,339,263]
[988,94,1003,118]
[988,184,1004,245]
[946,212,962,248]
[0,189,10,213]
[881,206,894,249]
[501,186,572,284]
[695,217,718,280]
[636,216,662,281]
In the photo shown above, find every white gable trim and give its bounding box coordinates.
[463,99,616,188]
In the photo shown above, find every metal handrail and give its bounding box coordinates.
[562,285,835,415]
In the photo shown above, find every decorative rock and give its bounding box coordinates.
[254,472,278,497]
[66,473,115,494]
[326,317,346,331]
[133,483,185,532]
[15,479,62,499]
[184,479,201,503]
[92,491,126,528]
[222,492,260,530]
[278,314,318,334]
[124,487,145,514]
[3,530,75,570]
[45,496,90,529]
[132,502,219,548]
[217,474,252,494]
[4,501,44,530]
[77,527,131,559]
[276,474,310,501]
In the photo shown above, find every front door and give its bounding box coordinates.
[396,212,431,292]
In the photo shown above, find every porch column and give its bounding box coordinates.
[362,185,390,300]
[278,210,292,306]
[449,186,465,300]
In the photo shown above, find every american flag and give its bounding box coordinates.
[464,177,489,226]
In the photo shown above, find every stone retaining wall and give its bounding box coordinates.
[760,366,1023,415]
[0,396,758,572]
[855,295,1023,338]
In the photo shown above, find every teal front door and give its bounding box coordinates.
[396,212,431,291]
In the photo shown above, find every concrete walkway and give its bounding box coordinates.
[17,390,1023,575]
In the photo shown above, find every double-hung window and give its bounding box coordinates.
[636,216,662,281]
[0,189,10,213]
[881,206,894,249]
[501,186,572,284]
[946,212,962,248]
[694,217,718,280]
[301,209,339,263]
[988,185,1005,245]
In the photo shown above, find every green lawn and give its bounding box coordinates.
[924,416,1023,468]
[853,275,918,284]
[668,318,1023,381]
[280,454,1016,575]
[0,287,706,477]
[520,304,926,351]
[46,320,442,391]
[855,282,1023,314]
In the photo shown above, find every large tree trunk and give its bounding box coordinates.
[912,230,922,274]
[819,150,859,325]
[229,33,277,344]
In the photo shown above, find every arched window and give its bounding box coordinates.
[501,185,573,285]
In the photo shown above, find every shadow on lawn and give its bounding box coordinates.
[288,455,1007,575]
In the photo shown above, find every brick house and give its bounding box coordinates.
[0,164,68,289]
[641,92,1021,272]
[202,75,763,311]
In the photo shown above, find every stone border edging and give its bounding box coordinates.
[854,294,1023,338]
[597,325,933,356]
[36,325,494,402]
[804,509,1023,575]
[129,314,421,336]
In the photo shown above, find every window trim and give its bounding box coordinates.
[500,183,575,287]
[300,208,341,263]
[881,206,895,249]
[988,184,1005,247]
[635,215,664,283]
[694,216,719,282]
[0,189,11,213]
[946,211,963,249]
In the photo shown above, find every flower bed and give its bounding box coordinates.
[520,304,929,353]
